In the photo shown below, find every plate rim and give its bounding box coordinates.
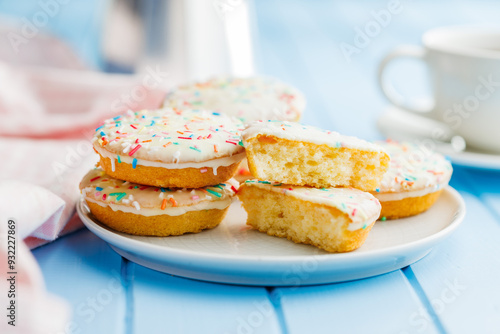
[77,186,466,264]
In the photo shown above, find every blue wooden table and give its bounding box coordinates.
[22,0,500,333]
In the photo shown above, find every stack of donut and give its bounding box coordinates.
[80,108,246,236]
[238,120,390,253]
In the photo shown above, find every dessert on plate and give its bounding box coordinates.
[93,108,245,188]
[80,168,238,236]
[242,120,390,191]
[371,141,453,220]
[238,180,381,252]
[163,76,306,123]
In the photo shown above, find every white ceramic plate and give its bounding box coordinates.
[77,186,465,286]
[378,106,500,170]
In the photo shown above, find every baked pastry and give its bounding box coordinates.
[80,168,238,236]
[371,141,453,220]
[163,76,306,123]
[242,121,390,191]
[238,180,381,252]
[93,108,245,188]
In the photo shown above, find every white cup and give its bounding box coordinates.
[378,25,500,153]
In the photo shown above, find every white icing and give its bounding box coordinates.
[373,183,446,202]
[94,144,246,170]
[372,141,453,194]
[242,120,386,152]
[84,197,232,217]
[243,180,381,231]
[93,109,245,167]
[80,168,238,217]
[164,76,306,123]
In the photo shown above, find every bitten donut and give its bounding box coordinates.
[238,180,381,252]
[80,168,238,236]
[371,141,453,220]
[93,108,245,188]
[242,121,390,191]
[163,76,306,123]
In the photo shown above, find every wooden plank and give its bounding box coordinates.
[131,264,282,334]
[33,229,126,334]
[272,271,439,334]
[461,168,500,222]
[406,167,500,333]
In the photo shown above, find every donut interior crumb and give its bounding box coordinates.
[238,184,375,253]
[245,135,389,191]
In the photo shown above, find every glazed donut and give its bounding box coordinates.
[238,180,381,253]
[80,168,238,236]
[93,108,245,188]
[242,120,390,191]
[163,76,306,123]
[371,141,453,220]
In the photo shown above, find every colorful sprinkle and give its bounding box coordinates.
[109,192,127,201]
[132,158,138,169]
[128,144,142,156]
[189,146,201,152]
[206,189,222,197]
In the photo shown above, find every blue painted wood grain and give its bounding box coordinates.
[131,264,282,334]
[33,229,126,334]
[273,271,440,334]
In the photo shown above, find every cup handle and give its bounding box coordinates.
[377,45,434,114]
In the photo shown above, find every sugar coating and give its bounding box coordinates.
[80,168,238,216]
[93,108,245,165]
[164,76,306,123]
[375,141,453,194]
[242,120,386,152]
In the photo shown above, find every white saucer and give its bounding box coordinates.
[378,106,500,170]
[77,187,465,286]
